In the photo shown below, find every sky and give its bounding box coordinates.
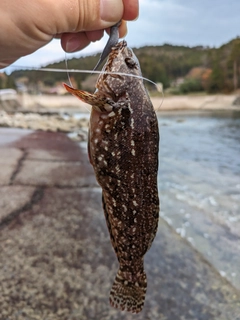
[4,0,240,73]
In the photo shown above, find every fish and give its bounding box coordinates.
[63,40,159,313]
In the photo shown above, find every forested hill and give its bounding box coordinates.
[9,37,240,93]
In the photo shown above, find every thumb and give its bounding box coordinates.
[55,0,125,53]
[61,21,127,53]
[51,0,124,34]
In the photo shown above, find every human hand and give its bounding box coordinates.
[0,0,139,68]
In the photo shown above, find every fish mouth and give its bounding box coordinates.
[115,40,127,50]
[108,40,128,59]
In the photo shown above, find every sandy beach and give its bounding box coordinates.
[152,93,240,111]
[18,92,240,112]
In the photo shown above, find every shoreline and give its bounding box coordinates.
[13,93,240,112]
[1,93,240,140]
[152,93,240,111]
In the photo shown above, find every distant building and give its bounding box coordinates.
[171,77,185,88]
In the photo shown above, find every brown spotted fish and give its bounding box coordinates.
[64,40,159,313]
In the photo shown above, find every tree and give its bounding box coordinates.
[207,51,225,93]
[229,40,240,90]
[6,74,16,89]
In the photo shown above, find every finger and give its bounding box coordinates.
[52,0,124,35]
[119,20,127,38]
[55,30,104,42]
[122,0,139,21]
[105,20,127,38]
[62,20,127,54]
[85,29,105,42]
[61,32,91,53]
[53,34,62,39]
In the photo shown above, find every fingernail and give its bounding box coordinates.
[66,35,81,52]
[100,0,123,22]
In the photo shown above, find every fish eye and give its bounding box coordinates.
[125,57,137,69]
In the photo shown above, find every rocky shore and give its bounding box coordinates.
[1,93,240,143]
[0,93,91,141]
[0,110,89,141]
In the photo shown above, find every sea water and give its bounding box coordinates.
[158,110,240,290]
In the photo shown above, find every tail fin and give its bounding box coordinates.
[109,269,147,314]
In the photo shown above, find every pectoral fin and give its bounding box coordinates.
[63,83,100,106]
[63,83,115,113]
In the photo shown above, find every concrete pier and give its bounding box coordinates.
[0,128,239,320]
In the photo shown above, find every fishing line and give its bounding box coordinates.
[5,64,164,109]
[65,53,73,88]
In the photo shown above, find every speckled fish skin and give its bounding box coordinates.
[63,40,159,313]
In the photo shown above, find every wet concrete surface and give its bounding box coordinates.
[0,128,240,320]
[0,128,33,146]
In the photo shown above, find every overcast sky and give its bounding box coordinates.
[4,0,240,73]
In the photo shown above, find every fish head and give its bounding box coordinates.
[96,40,142,102]
[63,41,142,113]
